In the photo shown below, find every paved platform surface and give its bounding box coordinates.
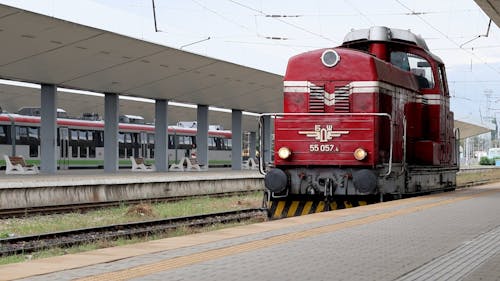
[1,184,499,281]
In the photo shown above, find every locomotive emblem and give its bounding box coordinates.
[298,125,349,142]
[324,92,335,106]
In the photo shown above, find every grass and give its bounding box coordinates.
[0,192,264,265]
[0,192,263,237]
[456,167,500,186]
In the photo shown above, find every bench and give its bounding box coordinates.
[130,156,156,172]
[169,156,202,172]
[4,155,39,175]
[242,157,258,170]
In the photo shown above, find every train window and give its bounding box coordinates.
[80,145,87,158]
[148,134,154,144]
[221,139,232,150]
[70,129,78,140]
[16,126,28,141]
[78,130,87,140]
[178,136,193,146]
[214,138,222,150]
[118,133,124,143]
[141,132,148,144]
[124,133,132,144]
[208,137,216,150]
[93,131,104,147]
[88,132,93,141]
[89,146,96,158]
[168,135,175,149]
[390,51,410,71]
[0,125,7,144]
[28,127,39,140]
[438,66,448,95]
[408,54,434,89]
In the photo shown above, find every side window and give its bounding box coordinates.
[407,54,434,89]
[70,129,78,141]
[0,125,7,144]
[168,135,175,149]
[208,137,216,150]
[390,51,410,71]
[16,126,28,142]
[438,66,448,96]
[391,51,435,89]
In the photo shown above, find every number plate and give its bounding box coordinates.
[309,144,339,152]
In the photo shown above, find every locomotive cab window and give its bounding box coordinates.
[391,51,434,89]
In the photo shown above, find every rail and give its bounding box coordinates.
[0,208,267,256]
[0,190,260,219]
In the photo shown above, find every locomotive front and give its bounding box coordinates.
[262,26,458,219]
[264,47,391,202]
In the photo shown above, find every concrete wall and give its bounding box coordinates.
[0,178,263,209]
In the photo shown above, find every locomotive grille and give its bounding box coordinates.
[309,85,325,112]
[308,85,350,112]
[334,86,350,112]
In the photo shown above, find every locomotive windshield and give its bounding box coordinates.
[390,51,434,89]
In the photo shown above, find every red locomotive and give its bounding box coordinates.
[261,26,459,218]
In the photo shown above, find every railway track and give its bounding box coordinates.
[0,190,261,219]
[0,208,267,256]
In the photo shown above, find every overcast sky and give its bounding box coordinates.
[1,0,500,126]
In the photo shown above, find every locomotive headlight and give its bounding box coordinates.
[278,147,292,160]
[354,148,367,161]
[321,49,340,67]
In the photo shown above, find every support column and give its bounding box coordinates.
[231,110,242,170]
[155,99,168,172]
[196,105,209,168]
[40,84,57,174]
[249,131,257,160]
[262,115,272,165]
[104,93,119,173]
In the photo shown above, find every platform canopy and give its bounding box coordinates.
[474,0,500,27]
[0,4,283,121]
[0,83,259,131]
[454,120,491,139]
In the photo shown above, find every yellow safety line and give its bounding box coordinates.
[76,189,499,281]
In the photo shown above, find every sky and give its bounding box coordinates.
[1,0,500,127]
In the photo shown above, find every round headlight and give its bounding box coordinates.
[278,147,292,160]
[321,49,340,67]
[354,148,367,161]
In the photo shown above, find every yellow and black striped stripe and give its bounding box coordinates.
[267,199,370,219]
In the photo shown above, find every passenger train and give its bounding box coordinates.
[262,26,459,218]
[0,110,232,168]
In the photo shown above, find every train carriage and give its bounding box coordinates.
[0,112,232,169]
[262,26,459,218]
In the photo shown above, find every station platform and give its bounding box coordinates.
[2,184,499,281]
[0,169,264,210]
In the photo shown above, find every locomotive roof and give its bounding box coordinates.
[343,26,429,51]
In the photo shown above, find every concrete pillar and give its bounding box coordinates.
[196,105,209,168]
[231,110,242,170]
[249,131,257,160]
[104,93,119,173]
[155,99,168,172]
[263,115,272,165]
[40,84,57,174]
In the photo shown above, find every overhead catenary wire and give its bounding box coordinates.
[227,0,335,43]
[395,0,500,77]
